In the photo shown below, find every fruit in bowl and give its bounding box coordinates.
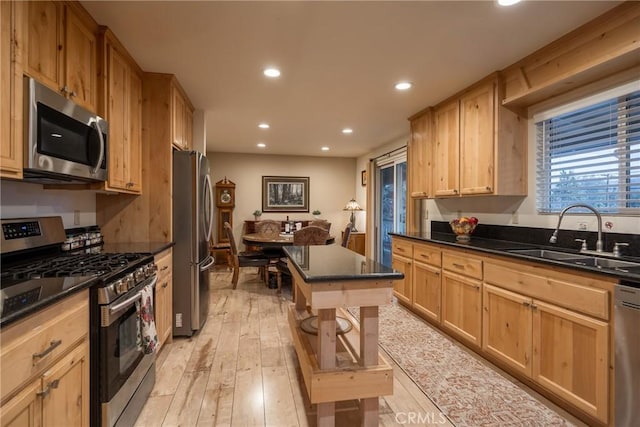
[450,217,478,241]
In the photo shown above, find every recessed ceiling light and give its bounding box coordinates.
[263,68,281,78]
[395,81,412,91]
[321,146,330,151]
[258,123,270,129]
[342,128,353,134]
[497,0,521,6]
[257,143,266,148]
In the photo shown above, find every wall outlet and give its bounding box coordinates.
[578,222,588,231]
[73,210,80,225]
[511,211,519,224]
[456,210,462,218]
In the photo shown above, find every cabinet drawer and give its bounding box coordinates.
[1,290,89,402]
[413,244,441,267]
[484,262,609,320]
[442,252,482,280]
[155,248,172,281]
[391,239,413,258]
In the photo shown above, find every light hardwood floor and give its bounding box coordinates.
[135,268,582,427]
[135,268,452,427]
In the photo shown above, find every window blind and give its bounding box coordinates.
[535,87,640,214]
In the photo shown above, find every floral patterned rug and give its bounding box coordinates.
[349,303,575,427]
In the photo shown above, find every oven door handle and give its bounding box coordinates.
[108,276,158,315]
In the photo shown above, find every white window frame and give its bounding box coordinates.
[534,80,640,215]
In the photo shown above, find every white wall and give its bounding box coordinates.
[207,152,356,247]
[0,180,96,228]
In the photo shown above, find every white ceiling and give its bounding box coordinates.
[81,1,620,158]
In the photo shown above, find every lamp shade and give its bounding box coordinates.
[343,198,362,211]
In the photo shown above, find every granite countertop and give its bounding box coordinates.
[390,231,640,282]
[284,244,404,283]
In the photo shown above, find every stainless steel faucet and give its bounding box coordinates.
[549,203,603,252]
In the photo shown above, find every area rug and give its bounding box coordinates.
[348,304,575,427]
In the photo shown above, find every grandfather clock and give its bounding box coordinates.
[215,178,235,244]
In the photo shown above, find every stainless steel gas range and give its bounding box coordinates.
[1,216,157,427]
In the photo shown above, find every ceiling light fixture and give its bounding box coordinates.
[395,81,412,91]
[258,123,270,129]
[342,128,353,134]
[321,146,330,151]
[497,0,521,6]
[263,68,281,78]
[257,143,266,148]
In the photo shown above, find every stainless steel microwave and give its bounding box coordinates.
[23,77,108,183]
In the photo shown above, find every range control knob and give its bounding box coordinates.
[115,279,128,295]
[134,267,145,282]
[144,263,157,278]
[122,274,134,291]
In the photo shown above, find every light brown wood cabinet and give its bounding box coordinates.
[171,83,194,151]
[407,109,432,198]
[155,248,173,351]
[96,28,142,194]
[431,75,526,198]
[0,1,23,179]
[0,290,90,427]
[25,1,98,112]
[345,232,366,255]
[391,239,413,305]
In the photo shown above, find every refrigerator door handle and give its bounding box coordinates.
[200,255,216,271]
[203,174,214,242]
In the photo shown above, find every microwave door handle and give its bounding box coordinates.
[91,119,105,175]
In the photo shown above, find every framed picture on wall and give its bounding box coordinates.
[262,176,310,212]
[361,170,367,186]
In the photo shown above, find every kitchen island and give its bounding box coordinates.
[283,244,403,427]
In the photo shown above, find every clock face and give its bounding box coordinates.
[220,190,232,204]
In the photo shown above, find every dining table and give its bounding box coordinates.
[242,232,335,247]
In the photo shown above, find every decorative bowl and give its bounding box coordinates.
[450,217,478,242]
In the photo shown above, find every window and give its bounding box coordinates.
[535,82,640,214]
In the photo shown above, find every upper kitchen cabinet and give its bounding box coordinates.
[171,82,194,151]
[25,1,98,113]
[0,1,24,179]
[432,74,526,198]
[407,108,433,199]
[95,28,142,194]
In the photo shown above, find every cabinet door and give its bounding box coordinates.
[26,1,62,92]
[63,6,96,112]
[0,1,23,179]
[184,104,193,150]
[460,81,495,195]
[41,341,89,427]
[408,111,432,198]
[127,70,142,192]
[0,380,42,427]
[106,44,129,191]
[433,100,459,197]
[412,261,441,323]
[532,301,608,423]
[172,86,186,149]
[155,249,173,349]
[391,255,412,305]
[442,271,482,347]
[482,284,532,377]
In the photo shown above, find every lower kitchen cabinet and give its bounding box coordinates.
[441,270,482,347]
[412,261,441,322]
[0,290,90,427]
[391,254,412,305]
[533,300,609,423]
[155,248,173,350]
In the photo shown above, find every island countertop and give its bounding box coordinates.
[283,244,404,283]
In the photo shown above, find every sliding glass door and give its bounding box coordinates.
[375,153,406,267]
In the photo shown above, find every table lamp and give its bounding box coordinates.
[343,198,363,232]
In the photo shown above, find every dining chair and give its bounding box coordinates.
[293,225,330,245]
[254,219,286,292]
[255,219,281,237]
[309,219,331,232]
[341,223,352,248]
[224,222,270,289]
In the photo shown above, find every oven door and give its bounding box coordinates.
[99,283,148,402]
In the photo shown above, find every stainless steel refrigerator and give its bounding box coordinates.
[172,150,215,336]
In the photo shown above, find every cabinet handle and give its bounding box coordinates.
[475,285,480,290]
[161,266,169,271]
[435,272,440,276]
[522,301,530,307]
[531,303,538,310]
[420,254,430,259]
[452,263,465,269]
[36,379,60,398]
[33,340,62,361]
[162,281,169,289]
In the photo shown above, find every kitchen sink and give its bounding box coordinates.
[507,249,591,261]
[569,258,640,270]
